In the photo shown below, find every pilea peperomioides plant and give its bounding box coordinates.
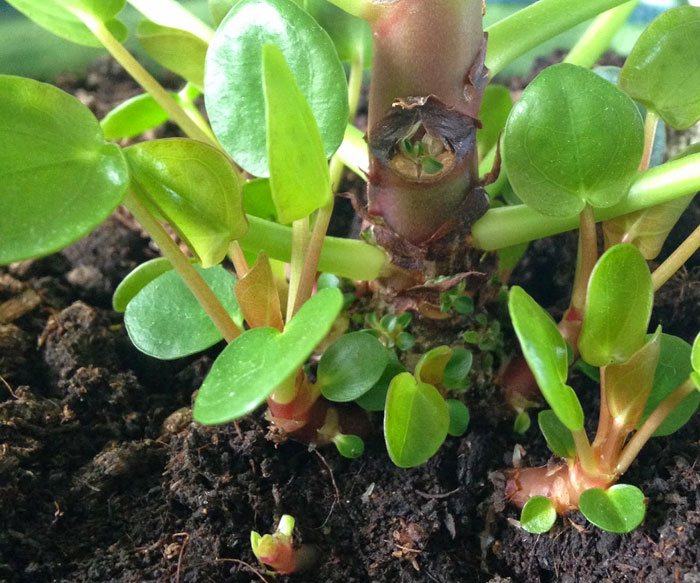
[1,0,699,548]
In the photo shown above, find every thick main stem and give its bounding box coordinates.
[125,190,241,342]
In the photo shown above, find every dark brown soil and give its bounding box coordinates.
[1,58,699,583]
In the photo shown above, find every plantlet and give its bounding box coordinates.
[507,245,700,533]
[250,514,317,575]
[1,0,699,545]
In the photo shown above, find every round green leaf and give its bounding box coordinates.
[113,257,174,312]
[125,139,248,268]
[263,43,331,224]
[101,93,170,141]
[520,496,556,534]
[384,373,449,468]
[509,286,584,431]
[503,63,644,217]
[137,20,208,88]
[318,331,389,402]
[6,0,127,47]
[414,346,452,387]
[579,484,646,533]
[205,0,348,177]
[692,333,700,374]
[641,334,699,437]
[0,75,128,265]
[124,265,243,360]
[193,288,343,424]
[355,360,405,412]
[334,434,365,459]
[620,6,700,130]
[538,410,575,459]
[446,400,470,437]
[579,244,653,367]
[513,410,531,434]
[444,348,473,391]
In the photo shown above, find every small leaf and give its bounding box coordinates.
[355,360,405,412]
[263,43,331,223]
[503,63,644,217]
[604,329,661,427]
[579,245,653,367]
[137,20,208,88]
[603,195,693,260]
[6,0,127,47]
[334,434,365,459]
[243,178,277,221]
[126,138,248,267]
[234,252,284,331]
[205,0,348,177]
[513,410,531,434]
[414,346,452,387]
[112,257,173,312]
[193,288,343,424]
[477,84,513,159]
[509,287,584,431]
[520,496,556,534]
[318,331,389,402]
[0,75,128,265]
[444,348,473,390]
[124,265,243,360]
[642,334,699,437]
[579,485,646,533]
[620,6,700,130]
[384,373,449,468]
[692,333,700,374]
[446,400,470,437]
[537,410,576,459]
[101,93,170,141]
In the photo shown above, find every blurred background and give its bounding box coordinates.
[0,0,691,81]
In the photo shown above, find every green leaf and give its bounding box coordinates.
[355,359,405,412]
[513,410,531,434]
[603,195,694,261]
[503,63,644,217]
[101,93,170,141]
[579,244,653,367]
[446,400,470,437]
[538,410,576,459]
[318,331,389,402]
[112,257,174,312]
[137,20,208,88]
[604,329,661,426]
[579,485,646,533]
[508,286,584,431]
[0,75,128,265]
[305,0,372,64]
[444,348,473,391]
[125,138,248,268]
[124,265,243,360]
[193,288,343,424]
[414,346,452,387]
[243,178,277,221]
[334,434,364,459]
[205,0,348,177]
[520,496,556,534]
[263,43,331,223]
[692,333,700,374]
[642,334,699,437]
[620,6,700,130]
[477,84,512,159]
[384,373,449,468]
[6,0,127,47]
